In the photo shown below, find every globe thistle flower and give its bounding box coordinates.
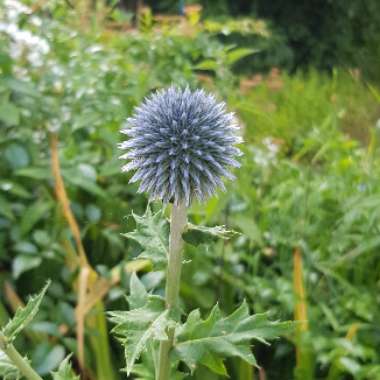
[120,86,242,206]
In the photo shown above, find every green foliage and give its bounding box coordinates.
[110,273,291,377]
[51,355,79,380]
[2,283,50,343]
[174,302,292,375]
[183,223,237,245]
[1,1,380,379]
[0,351,22,380]
[109,274,170,375]
[123,208,169,265]
[198,0,380,78]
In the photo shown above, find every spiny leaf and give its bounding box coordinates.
[0,351,22,380]
[123,207,169,264]
[51,355,79,380]
[183,223,237,246]
[127,272,148,310]
[173,301,293,374]
[200,352,228,376]
[109,275,170,375]
[132,342,186,380]
[2,282,50,342]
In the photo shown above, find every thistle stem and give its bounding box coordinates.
[157,203,187,380]
[0,333,43,380]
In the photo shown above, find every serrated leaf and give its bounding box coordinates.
[2,282,50,342]
[51,355,79,380]
[201,352,228,376]
[0,351,22,380]
[183,223,237,246]
[174,301,292,374]
[109,276,170,375]
[123,207,169,264]
[128,273,148,310]
[131,342,186,380]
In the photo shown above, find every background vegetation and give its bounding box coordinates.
[1,1,380,379]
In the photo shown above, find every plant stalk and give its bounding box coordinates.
[0,333,43,380]
[157,202,187,380]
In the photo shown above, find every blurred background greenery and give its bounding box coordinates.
[1,0,380,379]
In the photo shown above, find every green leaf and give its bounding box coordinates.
[63,170,107,199]
[226,48,258,65]
[109,275,170,375]
[4,144,29,170]
[35,345,66,375]
[0,194,14,221]
[0,102,20,126]
[51,355,79,380]
[173,301,292,375]
[85,204,102,223]
[232,215,262,244]
[2,282,50,342]
[0,180,31,199]
[127,273,148,310]
[123,207,169,264]
[20,200,52,236]
[0,351,22,380]
[14,241,38,255]
[15,167,50,180]
[183,223,237,246]
[338,357,361,376]
[201,352,228,376]
[194,59,218,71]
[132,343,186,380]
[4,78,40,98]
[12,255,42,279]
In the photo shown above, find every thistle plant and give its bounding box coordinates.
[111,86,292,380]
[0,87,291,380]
[119,86,242,205]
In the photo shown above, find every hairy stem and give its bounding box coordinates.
[157,203,187,380]
[0,333,43,380]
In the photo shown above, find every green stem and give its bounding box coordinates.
[157,203,187,380]
[0,333,43,380]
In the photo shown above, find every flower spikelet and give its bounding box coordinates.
[120,86,242,205]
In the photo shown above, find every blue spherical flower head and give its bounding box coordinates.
[120,86,242,206]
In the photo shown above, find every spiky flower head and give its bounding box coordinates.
[120,86,242,205]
